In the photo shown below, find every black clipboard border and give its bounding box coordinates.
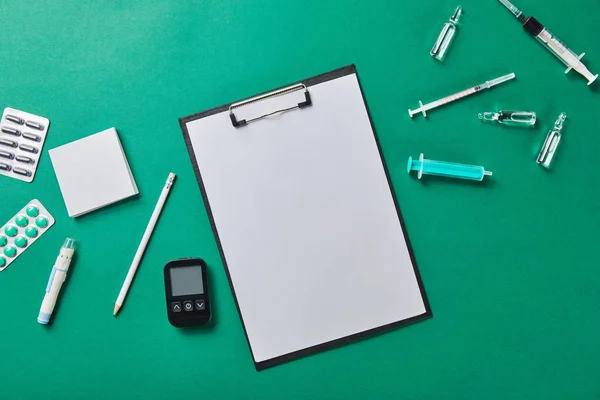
[179,64,432,371]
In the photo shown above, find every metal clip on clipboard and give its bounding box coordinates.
[229,83,312,127]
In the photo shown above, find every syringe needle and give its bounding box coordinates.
[498,0,526,21]
[408,73,515,118]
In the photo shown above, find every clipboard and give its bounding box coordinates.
[180,65,432,370]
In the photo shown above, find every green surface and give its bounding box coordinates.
[1,0,599,398]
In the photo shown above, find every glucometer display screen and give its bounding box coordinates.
[170,266,204,296]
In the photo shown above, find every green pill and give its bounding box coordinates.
[35,216,48,228]
[26,205,39,217]
[0,236,6,247]
[15,215,28,227]
[0,256,5,268]
[25,226,38,238]
[14,236,27,248]
[4,225,17,237]
[3,246,16,258]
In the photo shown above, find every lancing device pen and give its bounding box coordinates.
[38,238,76,324]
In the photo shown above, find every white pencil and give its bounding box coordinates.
[114,172,176,316]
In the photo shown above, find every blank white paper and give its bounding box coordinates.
[186,73,427,364]
[49,128,139,217]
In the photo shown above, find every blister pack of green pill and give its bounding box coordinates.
[0,199,55,271]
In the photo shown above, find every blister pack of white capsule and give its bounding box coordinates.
[0,108,50,183]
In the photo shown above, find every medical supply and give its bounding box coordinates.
[0,200,55,271]
[498,0,597,85]
[407,153,492,181]
[38,238,76,325]
[408,73,515,118]
[22,132,41,142]
[5,115,22,124]
[479,110,537,126]
[537,112,566,168]
[0,138,16,148]
[15,155,34,164]
[19,144,37,153]
[114,173,176,316]
[0,108,50,183]
[49,128,139,217]
[164,258,212,328]
[13,167,31,176]
[430,6,462,61]
[26,121,44,130]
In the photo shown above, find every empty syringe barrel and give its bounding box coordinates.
[407,153,492,181]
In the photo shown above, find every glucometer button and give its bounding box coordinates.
[171,302,182,313]
[183,301,194,312]
[195,300,206,311]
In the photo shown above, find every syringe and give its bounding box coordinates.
[498,0,597,86]
[408,73,516,118]
[407,153,493,181]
